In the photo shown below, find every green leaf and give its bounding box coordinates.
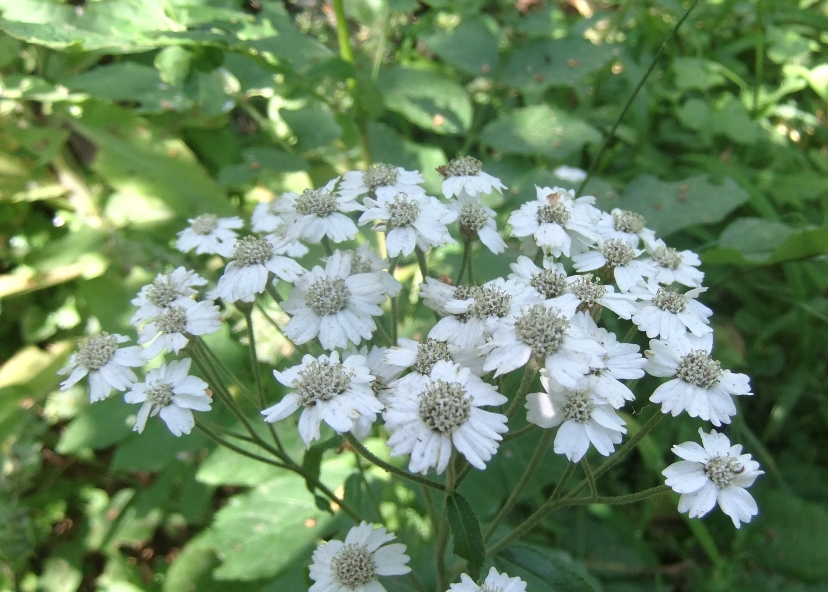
[502,38,614,90]
[493,543,602,592]
[445,492,485,581]
[377,66,472,134]
[56,397,133,455]
[301,437,341,508]
[280,99,342,153]
[702,218,828,265]
[609,174,750,237]
[480,105,602,160]
[672,57,726,90]
[420,17,499,77]
[155,46,193,86]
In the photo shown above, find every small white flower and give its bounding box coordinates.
[642,239,704,288]
[526,373,627,462]
[309,522,411,592]
[130,267,207,326]
[449,567,527,592]
[176,214,243,257]
[124,358,211,436]
[551,274,638,320]
[419,277,462,316]
[482,306,604,385]
[262,352,382,447]
[339,163,426,201]
[138,299,222,359]
[594,208,656,249]
[210,235,304,303]
[384,337,485,384]
[58,333,144,402]
[646,333,752,426]
[663,428,763,528]
[251,198,284,233]
[344,345,405,410]
[282,251,391,350]
[429,278,543,350]
[338,243,402,297]
[553,165,587,184]
[439,156,506,198]
[573,239,655,292]
[360,192,456,257]
[384,360,507,474]
[508,255,568,300]
[447,191,506,254]
[276,178,363,244]
[631,282,712,341]
[508,186,600,257]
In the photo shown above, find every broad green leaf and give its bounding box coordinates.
[280,99,342,153]
[56,397,133,454]
[703,219,828,265]
[110,421,208,472]
[676,98,712,132]
[420,17,500,77]
[155,46,193,86]
[502,38,613,90]
[218,147,309,189]
[712,96,760,144]
[493,543,602,592]
[163,532,265,592]
[377,66,472,134]
[446,493,485,581]
[196,441,283,487]
[672,57,726,90]
[480,105,601,160]
[609,174,750,237]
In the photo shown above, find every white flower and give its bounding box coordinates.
[251,198,284,233]
[339,243,402,297]
[176,214,243,257]
[58,333,144,402]
[508,186,600,257]
[594,208,656,249]
[663,428,763,528]
[551,274,638,320]
[275,178,363,244]
[646,333,752,426]
[642,239,704,288]
[429,278,543,350]
[553,165,587,184]
[130,267,207,326]
[449,567,527,592]
[360,192,456,257]
[384,360,508,474]
[344,345,405,410]
[482,306,604,385]
[631,282,712,341]
[572,238,655,292]
[526,373,627,462]
[384,337,485,385]
[210,235,304,303]
[439,156,505,198]
[447,191,506,254]
[138,299,222,359]
[339,163,426,201]
[262,352,382,447]
[309,522,411,592]
[124,358,211,436]
[419,277,462,316]
[508,255,568,300]
[281,250,391,350]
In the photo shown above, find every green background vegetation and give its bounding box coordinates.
[1,0,828,590]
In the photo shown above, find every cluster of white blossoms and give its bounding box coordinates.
[58,156,763,591]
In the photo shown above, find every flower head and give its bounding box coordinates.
[339,164,426,201]
[630,281,712,341]
[360,192,456,257]
[447,191,506,254]
[439,156,506,198]
[58,333,144,402]
[130,267,207,326]
[449,567,527,592]
[594,208,656,249]
[276,179,363,244]
[572,238,654,292]
[176,214,243,257]
[138,299,221,359]
[643,239,704,288]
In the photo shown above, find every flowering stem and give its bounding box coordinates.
[435,462,456,591]
[550,462,577,501]
[582,458,597,498]
[353,451,384,523]
[455,241,470,285]
[467,241,476,285]
[265,282,283,305]
[195,338,255,405]
[195,419,289,470]
[505,362,538,421]
[483,429,555,542]
[415,246,429,280]
[575,0,701,197]
[421,484,439,536]
[502,423,537,443]
[343,433,446,492]
[321,236,334,256]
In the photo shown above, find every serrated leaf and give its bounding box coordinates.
[493,543,602,592]
[446,493,485,581]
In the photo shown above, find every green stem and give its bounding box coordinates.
[505,362,538,421]
[421,484,439,536]
[455,241,470,285]
[344,433,446,491]
[195,338,256,404]
[550,462,577,501]
[752,0,765,117]
[321,236,334,256]
[502,423,537,443]
[265,282,283,305]
[484,429,555,541]
[582,458,597,498]
[575,0,702,197]
[196,420,289,470]
[354,452,383,522]
[467,241,476,285]
[435,462,456,591]
[415,246,430,280]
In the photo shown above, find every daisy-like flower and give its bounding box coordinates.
[309,522,411,592]
[449,567,527,592]
[176,214,243,257]
[384,360,508,474]
[339,163,426,201]
[572,238,654,293]
[276,178,363,244]
[482,305,604,385]
[447,191,506,254]
[262,352,382,447]
[250,197,284,233]
[439,155,506,198]
[360,192,456,257]
[508,255,568,300]
[526,373,627,462]
[420,277,464,316]
[281,250,391,350]
[250,204,309,258]
[138,299,222,359]
[551,274,638,320]
[631,282,712,341]
[124,358,211,436]
[663,428,763,528]
[508,186,600,258]
[130,267,207,326]
[210,235,304,303]
[384,338,485,390]
[344,345,405,410]
[594,208,656,249]
[429,278,543,350]
[341,243,402,297]
[642,239,704,288]
[58,333,144,402]
[645,333,752,426]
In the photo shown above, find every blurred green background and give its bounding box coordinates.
[1,0,828,590]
